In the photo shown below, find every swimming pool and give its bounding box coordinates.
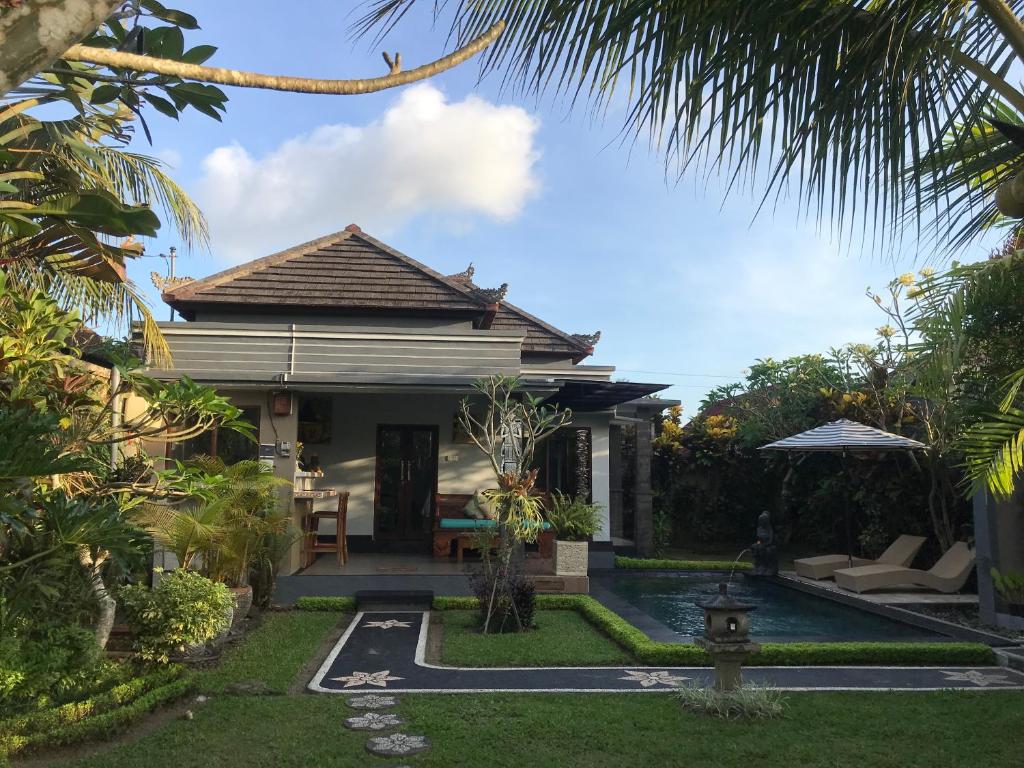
[604,573,943,642]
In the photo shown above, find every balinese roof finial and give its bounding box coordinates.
[571,331,601,349]
[474,282,508,304]
[448,263,475,283]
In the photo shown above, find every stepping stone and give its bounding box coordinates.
[346,694,398,709]
[365,733,431,758]
[344,711,404,731]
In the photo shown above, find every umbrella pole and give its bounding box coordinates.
[841,452,853,567]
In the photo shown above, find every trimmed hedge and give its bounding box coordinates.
[0,666,185,739]
[615,556,752,571]
[294,593,996,666]
[294,596,356,612]
[0,675,194,759]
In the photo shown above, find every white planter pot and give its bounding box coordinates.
[554,540,589,577]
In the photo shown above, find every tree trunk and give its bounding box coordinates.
[0,0,123,96]
[78,546,116,648]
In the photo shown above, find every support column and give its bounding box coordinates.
[608,424,623,541]
[634,417,654,557]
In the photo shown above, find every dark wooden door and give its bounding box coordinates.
[374,425,438,546]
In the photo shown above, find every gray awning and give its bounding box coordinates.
[545,380,670,412]
[759,419,926,453]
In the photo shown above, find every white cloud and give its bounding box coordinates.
[196,85,541,263]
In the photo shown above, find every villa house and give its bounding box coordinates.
[145,225,672,579]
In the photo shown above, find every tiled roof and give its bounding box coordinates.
[165,226,483,316]
[490,303,591,359]
[165,227,596,360]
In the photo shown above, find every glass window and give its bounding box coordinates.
[170,405,260,464]
[535,427,592,501]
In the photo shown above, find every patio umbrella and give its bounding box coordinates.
[759,419,927,566]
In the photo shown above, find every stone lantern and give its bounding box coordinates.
[694,582,761,691]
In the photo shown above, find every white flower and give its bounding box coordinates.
[618,670,690,688]
[330,670,404,688]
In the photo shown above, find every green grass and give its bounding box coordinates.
[616,555,752,570]
[440,609,635,666]
[199,610,343,694]
[64,690,1024,768]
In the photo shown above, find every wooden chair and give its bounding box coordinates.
[301,492,349,567]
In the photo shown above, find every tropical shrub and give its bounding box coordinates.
[119,569,233,664]
[546,492,601,541]
[0,625,100,714]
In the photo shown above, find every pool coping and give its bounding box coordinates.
[591,570,1012,647]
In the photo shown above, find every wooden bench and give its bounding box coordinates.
[432,493,554,560]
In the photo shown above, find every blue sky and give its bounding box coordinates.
[126,2,997,413]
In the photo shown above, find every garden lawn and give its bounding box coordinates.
[65,690,1024,768]
[31,611,1024,768]
[199,610,342,694]
[440,609,635,666]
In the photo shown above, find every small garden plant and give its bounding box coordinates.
[546,492,602,541]
[119,569,234,664]
[675,684,788,720]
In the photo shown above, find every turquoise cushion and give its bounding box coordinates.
[439,518,497,529]
[438,518,551,530]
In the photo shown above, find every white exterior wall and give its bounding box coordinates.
[305,393,496,538]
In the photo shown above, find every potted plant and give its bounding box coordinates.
[142,457,293,633]
[546,492,602,576]
[992,569,1024,617]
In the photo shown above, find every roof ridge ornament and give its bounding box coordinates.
[473,282,508,303]
[151,272,194,294]
[448,263,475,283]
[571,331,601,349]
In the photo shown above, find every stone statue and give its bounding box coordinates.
[751,510,779,577]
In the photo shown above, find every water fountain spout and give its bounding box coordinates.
[728,549,750,584]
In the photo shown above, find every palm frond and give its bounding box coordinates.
[357,0,1024,257]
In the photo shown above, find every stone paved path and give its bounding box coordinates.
[310,611,1024,694]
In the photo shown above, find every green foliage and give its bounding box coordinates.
[141,457,292,587]
[362,2,1024,260]
[0,675,194,760]
[675,684,788,720]
[119,569,233,664]
[615,556,752,571]
[991,569,1024,604]
[294,596,357,612]
[545,492,601,541]
[0,625,101,714]
[0,666,184,740]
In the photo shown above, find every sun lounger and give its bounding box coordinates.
[793,534,926,580]
[833,542,975,594]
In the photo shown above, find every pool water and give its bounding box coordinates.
[605,574,942,642]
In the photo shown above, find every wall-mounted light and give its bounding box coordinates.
[272,391,293,416]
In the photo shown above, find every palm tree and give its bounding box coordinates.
[0,87,208,363]
[359,0,1024,256]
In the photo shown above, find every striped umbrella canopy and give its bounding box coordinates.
[759,419,926,453]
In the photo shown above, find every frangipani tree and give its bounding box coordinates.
[458,375,571,632]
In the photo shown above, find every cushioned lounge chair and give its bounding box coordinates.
[833,542,975,594]
[793,534,927,580]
